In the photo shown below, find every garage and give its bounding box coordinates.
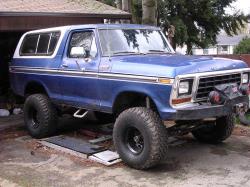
[0,0,131,102]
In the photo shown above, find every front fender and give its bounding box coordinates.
[98,78,173,118]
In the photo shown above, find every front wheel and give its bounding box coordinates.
[113,107,168,170]
[24,94,58,138]
[192,114,235,144]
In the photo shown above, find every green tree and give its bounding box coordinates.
[158,0,247,54]
[131,0,142,23]
[101,0,248,54]
[234,37,250,54]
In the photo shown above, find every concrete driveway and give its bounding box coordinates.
[1,115,250,187]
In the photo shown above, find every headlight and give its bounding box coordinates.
[242,73,249,84]
[179,81,189,94]
[178,79,193,96]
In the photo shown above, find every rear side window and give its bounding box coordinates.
[20,32,60,56]
[37,33,51,54]
[48,32,60,54]
[21,34,39,55]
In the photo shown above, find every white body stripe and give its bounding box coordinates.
[9,66,174,85]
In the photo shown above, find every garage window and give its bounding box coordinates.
[20,32,60,56]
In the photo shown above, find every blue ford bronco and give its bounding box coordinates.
[10,24,250,169]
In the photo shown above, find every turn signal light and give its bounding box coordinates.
[158,78,174,84]
[172,97,191,105]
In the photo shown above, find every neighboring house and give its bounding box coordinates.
[192,34,250,55]
[192,20,250,55]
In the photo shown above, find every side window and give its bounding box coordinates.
[20,32,60,56]
[37,33,50,54]
[20,34,39,55]
[48,32,61,54]
[69,31,97,58]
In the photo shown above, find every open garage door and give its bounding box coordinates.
[0,32,23,104]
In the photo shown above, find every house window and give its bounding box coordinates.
[203,49,209,55]
[218,45,229,54]
[221,45,228,52]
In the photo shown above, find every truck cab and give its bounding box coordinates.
[10,24,250,170]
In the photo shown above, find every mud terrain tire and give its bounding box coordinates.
[113,107,168,170]
[192,114,234,144]
[24,94,58,138]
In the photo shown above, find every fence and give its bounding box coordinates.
[211,54,250,67]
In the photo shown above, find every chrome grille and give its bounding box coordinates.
[196,73,242,101]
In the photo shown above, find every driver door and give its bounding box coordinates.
[58,29,100,110]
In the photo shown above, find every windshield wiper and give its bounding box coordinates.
[113,51,140,55]
[147,50,174,54]
[112,50,174,56]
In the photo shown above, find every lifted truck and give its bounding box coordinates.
[10,24,250,170]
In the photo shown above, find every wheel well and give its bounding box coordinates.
[24,82,48,97]
[113,92,158,116]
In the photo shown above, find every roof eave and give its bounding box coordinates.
[0,11,132,19]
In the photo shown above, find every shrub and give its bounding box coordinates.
[234,37,250,54]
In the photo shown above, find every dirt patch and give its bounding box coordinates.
[210,147,229,156]
[0,126,27,141]
[233,125,250,137]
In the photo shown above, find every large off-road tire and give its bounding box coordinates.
[24,94,58,138]
[113,107,168,170]
[192,114,235,144]
[94,112,115,124]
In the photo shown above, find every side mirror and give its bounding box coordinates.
[70,47,86,58]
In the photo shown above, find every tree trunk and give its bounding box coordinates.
[122,0,131,13]
[116,0,122,10]
[187,43,193,55]
[120,0,131,23]
[142,0,157,26]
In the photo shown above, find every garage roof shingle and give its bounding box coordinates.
[0,0,129,16]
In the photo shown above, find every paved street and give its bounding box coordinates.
[1,115,250,187]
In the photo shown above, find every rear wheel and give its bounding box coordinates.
[192,114,234,144]
[113,107,168,170]
[24,94,58,138]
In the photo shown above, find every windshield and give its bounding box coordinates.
[98,29,173,56]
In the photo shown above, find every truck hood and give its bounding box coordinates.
[111,54,248,78]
